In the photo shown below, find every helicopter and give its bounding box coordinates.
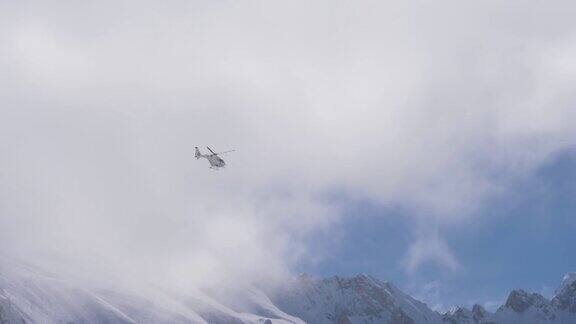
[195,146,235,169]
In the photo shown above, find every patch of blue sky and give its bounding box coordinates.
[298,148,576,311]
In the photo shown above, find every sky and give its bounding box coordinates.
[1,0,576,312]
[300,148,576,310]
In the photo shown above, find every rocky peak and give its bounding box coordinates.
[471,304,489,322]
[559,273,576,290]
[443,304,491,324]
[555,272,576,296]
[271,273,442,324]
[494,289,558,322]
[503,289,550,313]
[552,272,576,313]
[443,306,473,324]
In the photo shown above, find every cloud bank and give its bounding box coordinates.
[1,0,575,288]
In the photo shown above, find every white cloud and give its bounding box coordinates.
[0,0,575,287]
[403,232,461,274]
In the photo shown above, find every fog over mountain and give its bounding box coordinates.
[0,259,574,323]
[1,0,576,317]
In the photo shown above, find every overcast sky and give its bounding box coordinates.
[1,0,575,308]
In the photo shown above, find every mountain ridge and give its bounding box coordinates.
[0,260,574,323]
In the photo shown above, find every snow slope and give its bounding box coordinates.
[0,258,297,324]
[266,274,443,324]
[0,258,574,324]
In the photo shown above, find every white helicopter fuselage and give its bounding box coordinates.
[205,154,226,168]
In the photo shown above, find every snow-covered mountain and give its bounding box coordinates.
[0,259,574,324]
[442,272,576,324]
[0,259,299,324]
[265,274,443,324]
[442,304,490,324]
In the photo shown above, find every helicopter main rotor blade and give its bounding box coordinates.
[215,150,235,155]
[206,146,216,155]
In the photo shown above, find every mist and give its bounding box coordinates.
[1,0,575,292]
